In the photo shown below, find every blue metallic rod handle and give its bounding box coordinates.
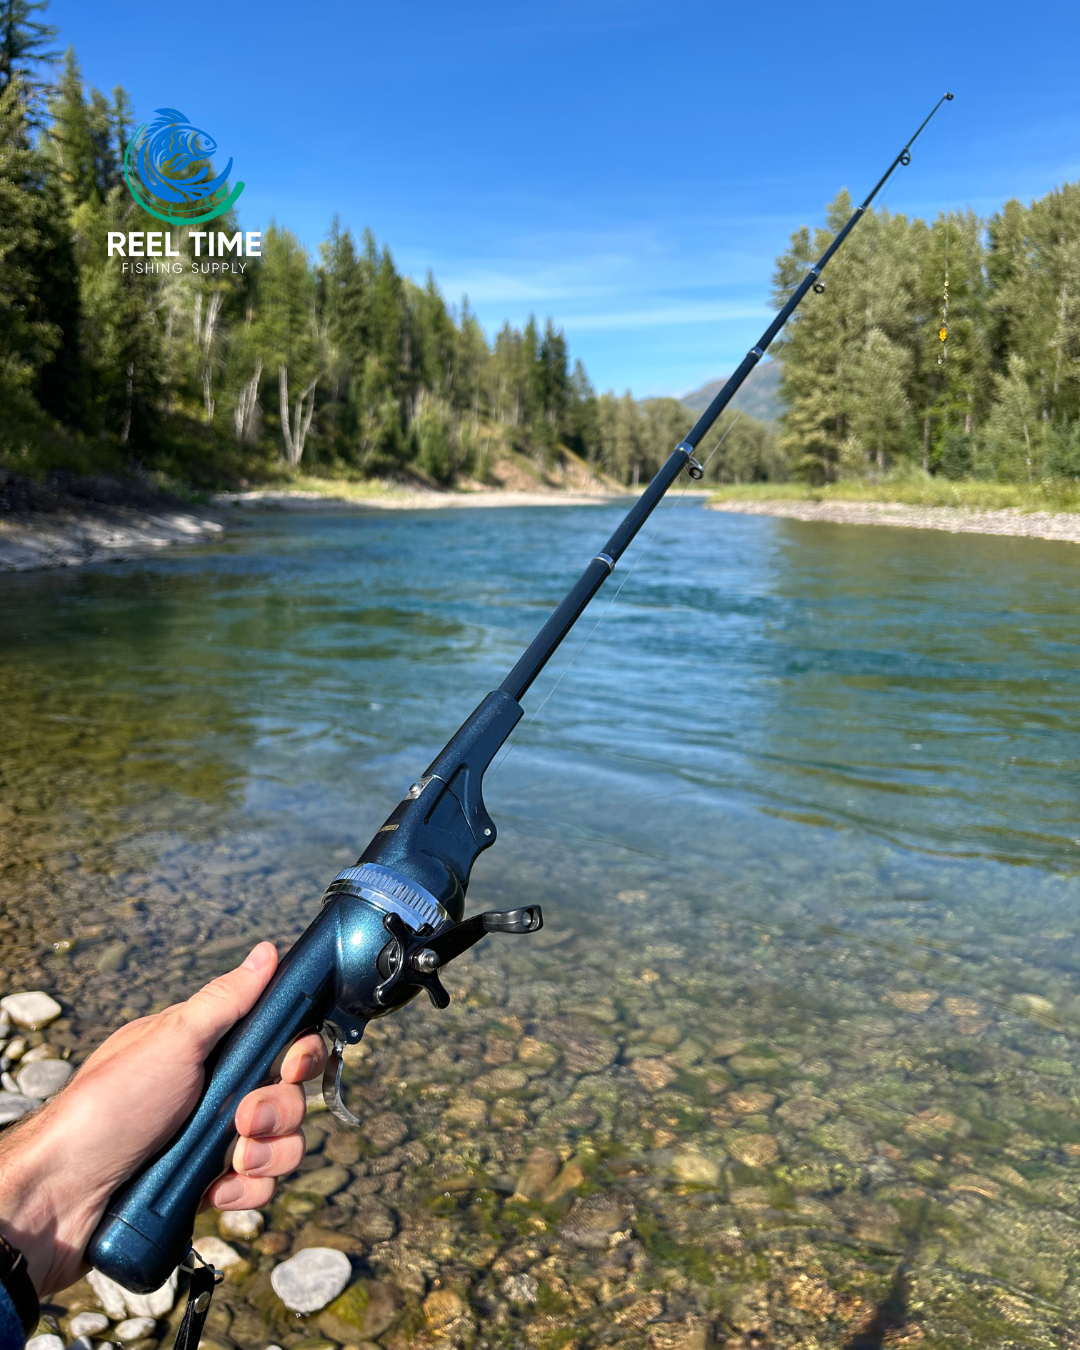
[86,906,344,1292]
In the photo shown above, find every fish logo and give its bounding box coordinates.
[123,107,244,225]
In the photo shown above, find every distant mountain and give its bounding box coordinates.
[681,360,784,423]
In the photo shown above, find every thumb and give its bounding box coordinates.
[177,942,278,1050]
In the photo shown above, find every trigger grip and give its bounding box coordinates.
[322,1039,361,1128]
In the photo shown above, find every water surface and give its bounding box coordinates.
[2,503,1079,1348]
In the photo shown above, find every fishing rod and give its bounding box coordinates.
[87,92,954,1297]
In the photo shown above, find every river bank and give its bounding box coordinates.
[0,471,224,573]
[709,495,1080,543]
[214,487,626,511]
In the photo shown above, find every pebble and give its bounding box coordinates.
[0,1092,37,1124]
[671,1148,722,1186]
[113,1318,156,1342]
[270,1246,352,1313]
[1,992,62,1030]
[25,1336,63,1350]
[68,1314,109,1339]
[0,1073,18,1094]
[560,1194,630,1248]
[20,1044,56,1064]
[4,1038,27,1063]
[87,1268,176,1319]
[501,1273,539,1304]
[192,1236,241,1268]
[293,1163,350,1196]
[512,1146,561,1199]
[423,1288,466,1329]
[361,1112,408,1152]
[218,1208,264,1240]
[17,1058,74,1098]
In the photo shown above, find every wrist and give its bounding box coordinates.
[0,1106,102,1296]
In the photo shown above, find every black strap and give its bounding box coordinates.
[0,1233,39,1338]
[171,1253,220,1350]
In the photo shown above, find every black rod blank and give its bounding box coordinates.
[500,94,954,704]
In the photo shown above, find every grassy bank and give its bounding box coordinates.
[708,475,1080,514]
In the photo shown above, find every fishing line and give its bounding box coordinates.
[488,409,747,783]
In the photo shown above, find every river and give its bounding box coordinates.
[2,501,1079,1347]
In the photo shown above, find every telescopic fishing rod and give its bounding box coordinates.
[86,93,954,1298]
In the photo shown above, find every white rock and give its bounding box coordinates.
[69,1313,109,1338]
[86,1270,129,1319]
[1,1073,19,1094]
[270,1247,351,1313]
[0,1092,38,1125]
[192,1236,241,1269]
[88,1267,177,1319]
[18,1059,74,1099]
[113,1318,156,1343]
[501,1273,539,1304]
[26,1336,64,1350]
[218,1208,264,1240]
[121,1268,177,1319]
[1,992,62,1030]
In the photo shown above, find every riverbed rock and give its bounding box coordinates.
[17,1058,73,1098]
[728,1134,779,1167]
[25,1335,63,1350]
[218,1208,264,1240]
[193,1236,242,1269]
[87,1268,176,1319]
[114,1318,156,1342]
[361,1112,407,1153]
[68,1313,109,1339]
[1,992,61,1030]
[502,1273,539,1304]
[671,1147,722,1186]
[292,1163,350,1196]
[0,1092,37,1125]
[512,1146,561,1199]
[270,1247,352,1313]
[560,1193,630,1248]
[317,1279,400,1342]
[631,1058,677,1091]
[423,1288,466,1330]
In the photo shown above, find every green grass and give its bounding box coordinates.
[707,474,1080,513]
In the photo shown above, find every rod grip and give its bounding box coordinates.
[85,914,339,1293]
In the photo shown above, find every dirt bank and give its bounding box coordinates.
[708,496,1080,544]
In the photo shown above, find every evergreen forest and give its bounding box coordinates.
[2,0,1079,494]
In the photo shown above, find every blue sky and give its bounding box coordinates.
[48,0,1080,399]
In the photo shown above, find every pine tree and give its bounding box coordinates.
[0,0,56,107]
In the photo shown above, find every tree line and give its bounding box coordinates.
[4,0,1078,492]
[3,12,764,490]
[773,184,1080,483]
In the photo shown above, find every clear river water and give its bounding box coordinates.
[1,500,1079,1349]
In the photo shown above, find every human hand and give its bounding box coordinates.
[0,942,326,1297]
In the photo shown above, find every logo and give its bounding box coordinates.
[123,107,245,226]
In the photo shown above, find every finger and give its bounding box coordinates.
[234,1081,308,1139]
[177,943,278,1050]
[280,1033,328,1084]
[233,1130,305,1178]
[205,1171,277,1210]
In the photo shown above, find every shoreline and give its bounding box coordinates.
[0,504,224,573]
[213,487,629,511]
[708,496,1080,544]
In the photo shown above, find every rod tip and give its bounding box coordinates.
[945,92,954,100]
